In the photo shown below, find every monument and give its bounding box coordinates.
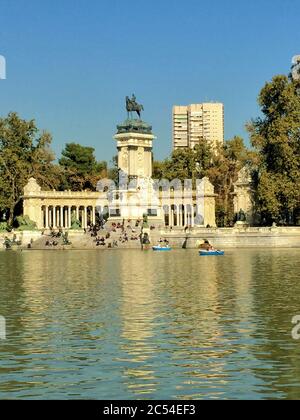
[22,95,217,230]
[114,95,155,180]
[233,167,254,227]
[110,95,164,225]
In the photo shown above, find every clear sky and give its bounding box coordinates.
[0,0,299,163]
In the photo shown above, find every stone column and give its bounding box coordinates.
[68,206,72,228]
[76,207,79,221]
[92,207,96,225]
[45,206,49,229]
[49,207,53,228]
[64,208,68,228]
[84,207,88,229]
[53,207,56,228]
[191,205,195,227]
[184,209,187,227]
[184,204,190,226]
[60,207,64,228]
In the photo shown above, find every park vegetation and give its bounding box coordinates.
[153,72,300,226]
[0,70,299,228]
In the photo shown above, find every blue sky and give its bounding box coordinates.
[0,0,299,163]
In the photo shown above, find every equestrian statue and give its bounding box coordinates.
[126,94,144,119]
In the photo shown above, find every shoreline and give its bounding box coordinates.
[1,226,300,250]
[1,247,300,253]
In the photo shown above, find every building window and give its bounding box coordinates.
[147,209,157,217]
[110,208,121,217]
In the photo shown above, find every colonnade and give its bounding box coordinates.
[163,204,196,227]
[41,205,98,229]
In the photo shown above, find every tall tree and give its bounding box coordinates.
[0,112,60,224]
[247,75,300,224]
[155,148,198,182]
[107,155,119,185]
[152,138,251,226]
[207,137,250,226]
[59,143,107,191]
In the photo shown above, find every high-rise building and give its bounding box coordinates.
[173,103,224,150]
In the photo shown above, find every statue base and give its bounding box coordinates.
[117,119,152,135]
[235,221,249,229]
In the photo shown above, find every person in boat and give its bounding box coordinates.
[199,239,214,251]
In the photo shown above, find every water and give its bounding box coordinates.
[0,249,300,400]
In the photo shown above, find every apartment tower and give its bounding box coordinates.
[173,103,224,150]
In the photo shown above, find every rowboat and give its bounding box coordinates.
[199,250,225,256]
[152,245,172,251]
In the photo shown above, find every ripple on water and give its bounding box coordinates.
[0,249,300,399]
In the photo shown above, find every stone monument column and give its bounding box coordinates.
[114,131,155,180]
[109,95,163,226]
[233,167,255,226]
[23,178,43,229]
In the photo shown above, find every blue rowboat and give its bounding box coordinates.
[199,250,225,256]
[152,246,172,251]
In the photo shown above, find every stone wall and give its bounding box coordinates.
[0,230,42,249]
[156,227,300,249]
[1,227,300,250]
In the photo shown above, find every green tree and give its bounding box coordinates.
[152,137,251,226]
[107,155,119,185]
[153,160,165,179]
[59,143,107,191]
[156,148,197,181]
[207,137,250,226]
[0,112,60,224]
[247,75,300,224]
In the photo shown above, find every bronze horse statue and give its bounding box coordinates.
[126,95,144,119]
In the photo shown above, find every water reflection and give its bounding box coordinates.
[118,252,159,396]
[0,249,300,399]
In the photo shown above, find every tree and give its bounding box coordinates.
[154,148,198,182]
[152,160,165,180]
[59,143,107,191]
[206,137,250,226]
[107,155,119,185]
[0,112,60,224]
[152,138,251,226]
[247,75,300,224]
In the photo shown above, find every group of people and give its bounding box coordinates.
[88,220,142,248]
[158,238,170,246]
[45,240,59,247]
[45,230,71,247]
[49,228,63,238]
[87,223,106,238]
[199,239,215,251]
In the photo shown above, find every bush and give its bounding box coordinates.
[15,216,37,231]
[0,222,8,231]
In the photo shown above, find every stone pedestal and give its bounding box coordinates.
[234,221,249,229]
[114,130,156,179]
[233,167,255,225]
[114,119,156,180]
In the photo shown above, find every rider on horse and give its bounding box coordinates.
[126,94,144,119]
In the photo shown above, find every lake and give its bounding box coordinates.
[0,249,300,400]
